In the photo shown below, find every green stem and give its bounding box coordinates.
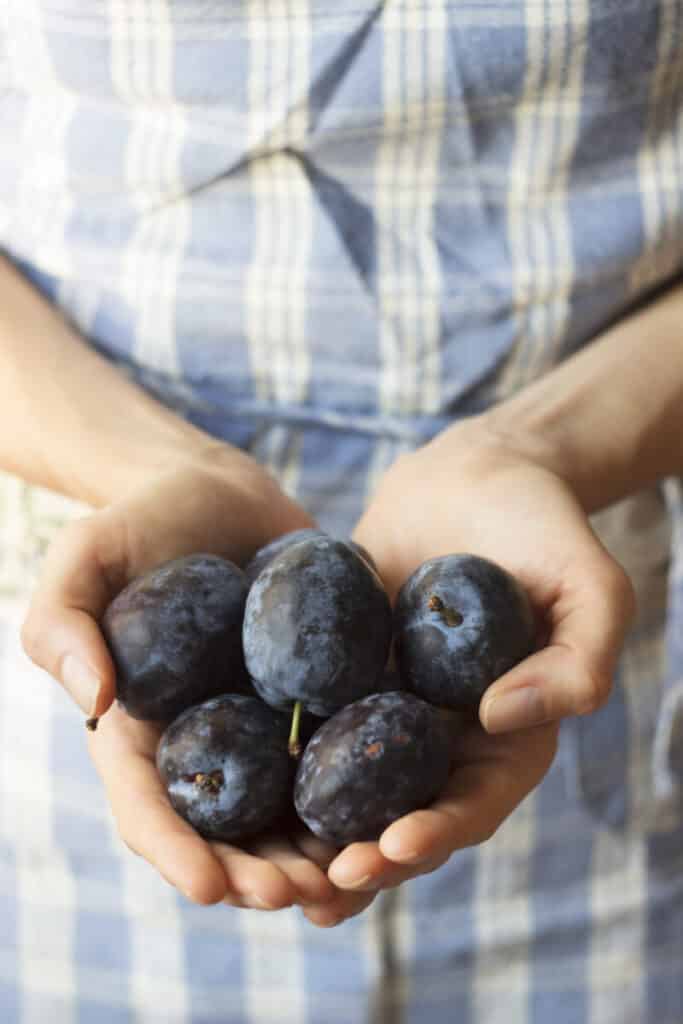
[288,700,303,758]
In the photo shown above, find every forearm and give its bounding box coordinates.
[0,255,219,506]
[483,280,683,513]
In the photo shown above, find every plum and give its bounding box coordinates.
[102,553,250,721]
[347,541,377,575]
[394,554,535,710]
[294,691,451,845]
[243,528,324,585]
[243,536,392,717]
[244,528,376,585]
[157,694,293,842]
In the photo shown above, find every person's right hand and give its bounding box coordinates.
[19,448,373,921]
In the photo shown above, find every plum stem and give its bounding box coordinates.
[289,700,303,758]
[193,770,224,793]
[428,594,463,627]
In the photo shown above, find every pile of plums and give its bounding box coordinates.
[100,529,536,847]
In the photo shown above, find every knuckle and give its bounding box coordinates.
[20,613,67,691]
[59,516,100,560]
[475,820,499,845]
[600,559,636,620]
[576,662,610,715]
[616,567,637,622]
[37,517,101,589]
[19,610,58,679]
[19,610,42,662]
[473,771,511,845]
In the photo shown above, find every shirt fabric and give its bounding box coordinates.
[0,1,682,1021]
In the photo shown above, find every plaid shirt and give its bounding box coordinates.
[1,2,682,1021]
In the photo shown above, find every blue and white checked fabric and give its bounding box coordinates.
[1,1,683,1021]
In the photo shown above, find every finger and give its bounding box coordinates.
[328,842,449,892]
[293,831,389,894]
[377,851,451,888]
[378,724,557,865]
[88,714,228,905]
[294,835,436,909]
[109,779,228,906]
[326,841,387,891]
[302,891,377,928]
[242,835,337,907]
[292,831,380,922]
[209,843,299,911]
[480,560,635,733]
[21,516,123,716]
[290,829,340,873]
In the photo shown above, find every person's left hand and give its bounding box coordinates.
[305,416,635,924]
[21,451,376,925]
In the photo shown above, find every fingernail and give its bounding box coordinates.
[380,842,425,864]
[61,655,101,715]
[483,686,546,733]
[242,893,277,910]
[336,873,379,891]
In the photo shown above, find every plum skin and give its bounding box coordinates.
[156,694,293,842]
[243,536,392,717]
[244,529,377,585]
[394,554,535,710]
[102,553,250,722]
[243,528,324,585]
[294,691,451,845]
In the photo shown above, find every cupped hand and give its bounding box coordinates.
[321,417,635,906]
[19,448,367,919]
[87,700,373,918]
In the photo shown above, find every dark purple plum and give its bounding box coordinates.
[244,529,377,586]
[394,554,535,710]
[347,541,377,575]
[157,694,293,842]
[243,528,324,585]
[294,691,451,845]
[102,553,250,722]
[243,536,392,717]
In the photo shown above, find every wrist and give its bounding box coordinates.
[113,437,315,561]
[475,283,683,513]
[0,257,255,510]
[51,405,218,508]
[440,408,622,516]
[472,408,603,511]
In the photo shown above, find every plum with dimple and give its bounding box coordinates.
[243,536,392,717]
[102,553,250,721]
[157,694,293,842]
[394,554,535,710]
[294,691,451,845]
[244,529,377,585]
[243,529,324,586]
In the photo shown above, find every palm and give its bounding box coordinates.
[324,710,557,895]
[324,431,633,897]
[25,457,381,923]
[87,703,343,910]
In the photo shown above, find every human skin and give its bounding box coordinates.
[322,281,683,912]
[5,251,683,925]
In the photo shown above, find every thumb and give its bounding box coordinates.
[480,559,635,732]
[21,517,119,719]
